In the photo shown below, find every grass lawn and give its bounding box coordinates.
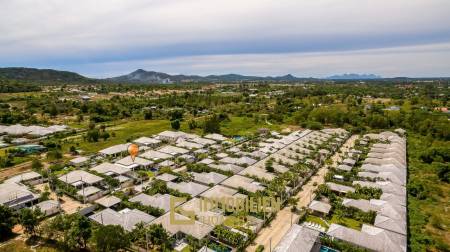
[305,214,329,228]
[220,116,284,136]
[179,245,192,252]
[0,240,61,252]
[329,215,361,230]
[223,216,245,228]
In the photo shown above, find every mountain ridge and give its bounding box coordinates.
[326,73,382,80]
[106,69,313,83]
[6,67,439,84]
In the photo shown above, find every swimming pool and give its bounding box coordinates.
[320,245,339,252]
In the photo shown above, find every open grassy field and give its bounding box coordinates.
[61,119,172,153]
[220,116,284,136]
[60,116,288,154]
[407,134,450,252]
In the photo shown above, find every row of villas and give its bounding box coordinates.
[72,128,348,250]
[0,128,349,252]
[274,130,407,252]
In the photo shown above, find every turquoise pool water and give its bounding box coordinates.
[320,245,339,252]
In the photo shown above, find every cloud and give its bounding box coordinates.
[0,0,449,76]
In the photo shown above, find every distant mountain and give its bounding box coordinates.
[327,73,382,80]
[107,69,310,83]
[0,67,90,82]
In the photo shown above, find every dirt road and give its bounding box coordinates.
[0,161,32,181]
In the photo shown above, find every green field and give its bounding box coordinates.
[220,116,284,136]
[60,116,287,154]
[62,119,172,153]
[407,134,450,252]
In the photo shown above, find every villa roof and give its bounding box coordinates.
[90,208,155,232]
[129,193,182,212]
[308,200,331,214]
[221,175,265,193]
[167,181,209,197]
[99,144,129,155]
[91,162,131,175]
[0,182,39,207]
[77,186,101,197]
[140,150,173,161]
[58,170,103,185]
[274,224,320,252]
[133,137,161,146]
[158,145,189,155]
[190,172,228,185]
[95,195,121,208]
[151,212,214,239]
[204,133,226,141]
[326,182,355,193]
[115,156,153,167]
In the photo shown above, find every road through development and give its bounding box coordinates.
[247,134,358,252]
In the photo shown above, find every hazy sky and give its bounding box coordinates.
[1,0,450,78]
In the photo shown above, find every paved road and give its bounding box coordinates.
[247,134,358,252]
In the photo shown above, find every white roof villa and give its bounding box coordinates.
[140,150,173,161]
[98,143,129,156]
[89,208,155,232]
[3,171,42,184]
[204,133,227,142]
[190,172,228,185]
[0,124,68,136]
[69,156,89,166]
[133,136,161,146]
[326,182,355,194]
[221,175,265,193]
[151,212,214,240]
[308,200,332,215]
[208,163,245,174]
[129,193,182,213]
[158,145,190,156]
[58,170,103,186]
[167,181,209,197]
[90,162,131,176]
[115,156,153,169]
[0,182,39,209]
[95,195,121,208]
[274,224,320,252]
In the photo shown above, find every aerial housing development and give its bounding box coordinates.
[1,114,427,252]
[0,1,449,251]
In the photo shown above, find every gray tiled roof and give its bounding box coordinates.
[274,224,320,252]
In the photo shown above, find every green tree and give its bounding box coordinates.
[171,119,181,130]
[31,158,43,171]
[19,208,42,236]
[146,224,172,250]
[144,110,153,120]
[0,205,16,239]
[65,214,92,249]
[91,225,130,252]
[203,114,221,134]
